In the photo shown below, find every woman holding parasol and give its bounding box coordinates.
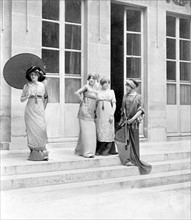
[3,53,49,161]
[20,66,49,161]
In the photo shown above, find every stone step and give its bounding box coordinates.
[8,178,189,197]
[138,181,191,192]
[144,151,191,162]
[2,151,190,176]
[1,156,120,176]
[1,159,190,190]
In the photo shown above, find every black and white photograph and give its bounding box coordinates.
[0,0,191,219]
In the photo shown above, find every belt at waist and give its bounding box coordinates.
[97,99,113,110]
[29,95,43,98]
[29,95,43,104]
[97,99,111,102]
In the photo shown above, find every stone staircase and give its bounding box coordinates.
[1,143,191,191]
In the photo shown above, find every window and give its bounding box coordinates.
[166,16,176,105]
[166,15,191,105]
[42,0,60,103]
[125,9,142,94]
[179,18,191,105]
[42,0,82,104]
[65,0,82,103]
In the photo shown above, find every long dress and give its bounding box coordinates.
[21,82,48,161]
[95,89,117,155]
[115,93,152,175]
[75,90,97,158]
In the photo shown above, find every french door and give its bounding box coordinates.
[111,4,145,137]
[166,15,191,136]
[124,8,144,136]
[42,0,84,139]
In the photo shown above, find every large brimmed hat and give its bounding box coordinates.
[25,66,46,82]
[3,53,46,89]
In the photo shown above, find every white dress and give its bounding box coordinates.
[21,82,48,161]
[96,89,116,142]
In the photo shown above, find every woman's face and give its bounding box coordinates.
[30,71,39,82]
[126,84,132,94]
[88,76,96,86]
[101,81,109,90]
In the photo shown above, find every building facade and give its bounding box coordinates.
[0,0,191,150]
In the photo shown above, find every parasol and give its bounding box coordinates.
[3,53,46,89]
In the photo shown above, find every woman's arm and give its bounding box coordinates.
[20,84,30,102]
[127,95,145,124]
[127,110,142,124]
[110,90,116,116]
[109,90,116,123]
[109,102,116,124]
[44,96,48,109]
[43,84,48,109]
[110,102,116,116]
[74,85,87,102]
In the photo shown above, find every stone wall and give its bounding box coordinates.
[146,1,167,141]
[0,0,12,150]
[87,0,110,80]
[11,0,42,150]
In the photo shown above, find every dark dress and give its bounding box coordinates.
[115,93,152,175]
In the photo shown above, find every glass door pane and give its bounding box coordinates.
[126,34,141,56]
[64,0,82,104]
[126,58,141,78]
[126,10,141,32]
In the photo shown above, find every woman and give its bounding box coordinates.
[95,78,117,155]
[74,73,98,158]
[20,66,48,161]
[115,79,152,175]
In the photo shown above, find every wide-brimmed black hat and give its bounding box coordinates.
[25,66,46,82]
[3,53,46,89]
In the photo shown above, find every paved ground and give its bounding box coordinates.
[1,185,190,219]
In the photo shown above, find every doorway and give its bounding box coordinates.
[111,3,145,136]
